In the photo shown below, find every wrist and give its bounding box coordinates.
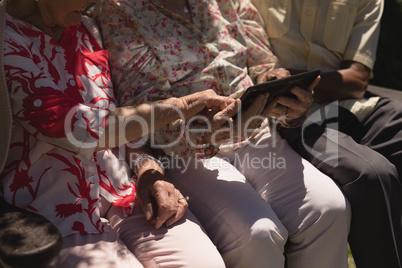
[275,112,308,128]
[132,154,165,177]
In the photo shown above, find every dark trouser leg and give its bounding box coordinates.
[356,98,402,182]
[279,103,402,268]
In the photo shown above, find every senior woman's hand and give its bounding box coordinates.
[268,76,319,121]
[203,93,275,146]
[100,89,236,150]
[136,169,188,229]
[256,68,291,84]
[177,89,236,120]
[256,68,320,125]
[126,146,188,229]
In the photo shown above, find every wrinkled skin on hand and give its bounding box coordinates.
[257,68,318,121]
[202,68,319,146]
[136,169,188,229]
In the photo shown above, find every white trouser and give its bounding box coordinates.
[166,131,351,268]
[47,200,225,268]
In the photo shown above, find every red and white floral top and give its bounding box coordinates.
[1,14,136,236]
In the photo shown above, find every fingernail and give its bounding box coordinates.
[145,211,151,220]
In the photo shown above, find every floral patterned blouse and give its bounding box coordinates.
[2,14,136,236]
[96,0,277,158]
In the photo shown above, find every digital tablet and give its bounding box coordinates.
[237,69,321,115]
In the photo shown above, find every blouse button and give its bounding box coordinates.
[34,99,42,107]
[69,80,76,86]
[55,46,62,52]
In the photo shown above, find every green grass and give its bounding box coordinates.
[348,245,356,268]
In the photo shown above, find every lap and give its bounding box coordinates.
[47,230,142,268]
[166,132,349,249]
[221,132,349,236]
[48,198,224,268]
[357,98,402,179]
[279,102,402,267]
[107,204,225,268]
[166,155,287,253]
[280,109,400,186]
